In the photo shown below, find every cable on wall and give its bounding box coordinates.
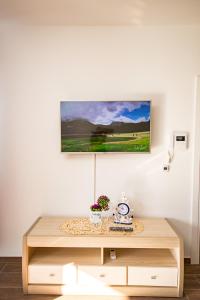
[94,153,96,202]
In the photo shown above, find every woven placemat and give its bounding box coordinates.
[60,217,144,236]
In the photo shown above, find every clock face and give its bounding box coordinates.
[117,202,130,216]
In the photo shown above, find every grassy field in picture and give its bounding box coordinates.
[61,132,150,152]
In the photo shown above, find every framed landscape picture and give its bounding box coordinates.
[60,100,151,153]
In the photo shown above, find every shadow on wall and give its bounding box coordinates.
[150,94,166,148]
[167,218,190,253]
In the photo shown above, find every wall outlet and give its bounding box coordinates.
[163,164,170,172]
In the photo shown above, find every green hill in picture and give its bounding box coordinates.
[61,119,150,152]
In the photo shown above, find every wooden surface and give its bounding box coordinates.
[167,219,185,297]
[29,248,177,267]
[27,284,178,296]
[29,217,177,237]
[27,217,179,248]
[27,235,179,248]
[1,258,199,300]
[104,248,177,266]
[23,216,183,297]
[22,217,39,293]
[29,248,101,265]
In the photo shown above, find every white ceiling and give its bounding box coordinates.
[0,0,200,26]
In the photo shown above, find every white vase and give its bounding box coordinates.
[90,211,102,224]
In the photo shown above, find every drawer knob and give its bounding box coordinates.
[49,273,55,277]
[99,274,105,278]
[151,275,157,280]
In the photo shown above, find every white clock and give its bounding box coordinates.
[114,194,133,225]
[117,202,130,216]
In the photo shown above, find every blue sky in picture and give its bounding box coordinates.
[61,101,150,125]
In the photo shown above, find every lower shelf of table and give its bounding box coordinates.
[26,247,182,296]
[28,247,177,266]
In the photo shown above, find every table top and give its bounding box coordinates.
[27,216,178,239]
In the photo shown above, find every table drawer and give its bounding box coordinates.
[28,264,76,284]
[78,266,126,286]
[128,266,178,287]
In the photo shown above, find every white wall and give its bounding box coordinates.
[1,23,200,256]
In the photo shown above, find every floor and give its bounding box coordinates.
[0,258,200,300]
